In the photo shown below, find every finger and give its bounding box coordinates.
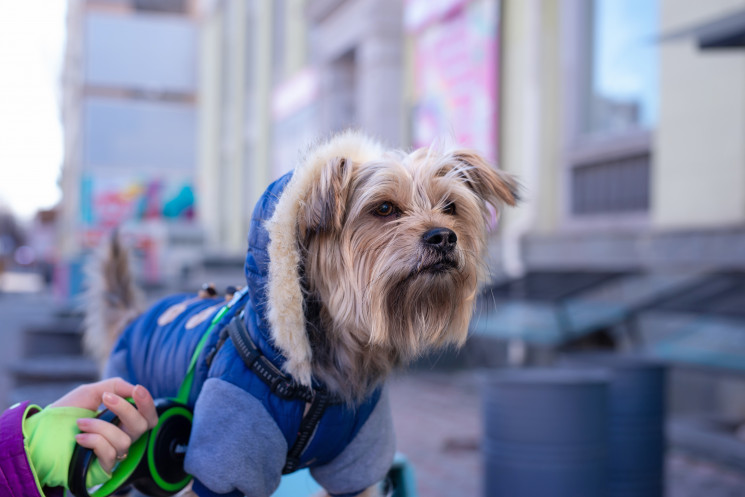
[109,377,139,400]
[132,385,159,428]
[95,377,137,404]
[77,417,132,459]
[50,378,136,410]
[75,432,118,474]
[102,392,148,440]
[82,379,136,412]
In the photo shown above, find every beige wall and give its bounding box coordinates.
[196,6,222,249]
[196,0,273,254]
[249,0,273,237]
[59,0,85,257]
[653,0,745,228]
[535,1,562,235]
[497,0,563,274]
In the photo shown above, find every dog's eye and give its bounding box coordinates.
[443,202,456,215]
[374,202,397,217]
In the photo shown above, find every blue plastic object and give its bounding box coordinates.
[271,469,322,497]
[562,354,667,497]
[271,453,417,497]
[482,368,610,497]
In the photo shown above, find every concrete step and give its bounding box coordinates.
[6,381,89,409]
[8,356,98,387]
[22,318,85,357]
[668,416,745,473]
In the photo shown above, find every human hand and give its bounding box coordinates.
[51,378,158,473]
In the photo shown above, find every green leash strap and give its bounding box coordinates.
[175,286,249,404]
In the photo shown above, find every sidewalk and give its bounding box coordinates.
[388,370,745,497]
[389,372,483,497]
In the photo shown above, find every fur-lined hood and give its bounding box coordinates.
[244,131,385,387]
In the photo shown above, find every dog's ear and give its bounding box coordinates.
[299,156,354,238]
[452,150,520,207]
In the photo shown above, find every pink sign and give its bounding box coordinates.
[409,0,499,162]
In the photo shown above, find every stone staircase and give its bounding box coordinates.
[3,254,247,410]
[7,309,99,408]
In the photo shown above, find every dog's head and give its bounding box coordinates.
[266,132,518,398]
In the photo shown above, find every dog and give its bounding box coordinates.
[84,131,518,497]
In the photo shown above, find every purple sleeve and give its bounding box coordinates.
[0,401,63,497]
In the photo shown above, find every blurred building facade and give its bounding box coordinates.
[60,0,202,291]
[498,0,745,275]
[195,0,498,252]
[194,0,745,273]
[59,0,745,273]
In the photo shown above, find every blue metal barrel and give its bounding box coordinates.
[562,354,667,497]
[482,369,609,497]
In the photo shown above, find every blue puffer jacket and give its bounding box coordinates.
[106,143,395,497]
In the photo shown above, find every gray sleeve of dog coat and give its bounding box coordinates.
[310,385,396,495]
[184,378,287,497]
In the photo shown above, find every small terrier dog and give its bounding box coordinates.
[84,131,518,497]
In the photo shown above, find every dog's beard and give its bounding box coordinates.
[369,243,477,359]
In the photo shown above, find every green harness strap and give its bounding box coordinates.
[175,286,248,404]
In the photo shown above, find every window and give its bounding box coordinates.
[584,0,658,135]
[565,0,658,222]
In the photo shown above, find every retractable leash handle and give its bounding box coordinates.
[68,287,250,497]
[68,398,193,497]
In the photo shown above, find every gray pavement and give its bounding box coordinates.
[388,370,745,497]
[390,372,484,497]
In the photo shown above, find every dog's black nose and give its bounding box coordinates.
[422,227,457,252]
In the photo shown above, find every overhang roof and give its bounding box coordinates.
[660,8,745,49]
